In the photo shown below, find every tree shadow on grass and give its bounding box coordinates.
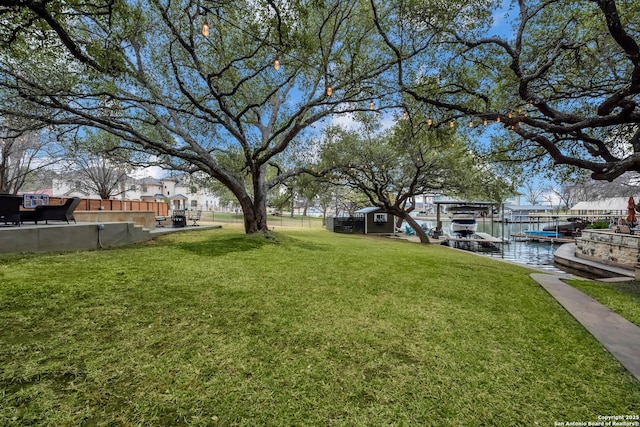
[607,281,640,299]
[174,235,270,257]
[172,233,330,257]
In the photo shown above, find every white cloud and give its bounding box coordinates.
[131,165,164,179]
[328,111,399,131]
[329,112,359,130]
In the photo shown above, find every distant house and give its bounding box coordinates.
[53,172,220,211]
[306,207,324,217]
[136,177,164,198]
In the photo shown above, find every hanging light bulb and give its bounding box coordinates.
[427,118,433,126]
[449,120,455,128]
[202,21,209,37]
[369,100,374,110]
[483,118,488,126]
[274,58,280,70]
[326,86,333,96]
[402,111,408,120]
[468,120,473,127]
[496,116,501,123]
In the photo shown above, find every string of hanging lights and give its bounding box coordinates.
[197,4,397,107]
[198,5,534,128]
[420,108,529,130]
[198,5,340,99]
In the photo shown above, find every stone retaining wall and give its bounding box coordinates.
[575,230,640,271]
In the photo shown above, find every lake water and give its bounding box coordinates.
[410,219,569,275]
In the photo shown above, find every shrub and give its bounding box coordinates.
[586,221,611,229]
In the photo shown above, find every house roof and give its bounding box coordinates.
[570,197,631,212]
[138,177,163,185]
[169,193,188,200]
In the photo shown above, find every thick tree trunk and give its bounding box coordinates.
[394,209,431,244]
[238,196,269,233]
[235,163,270,234]
[222,165,271,235]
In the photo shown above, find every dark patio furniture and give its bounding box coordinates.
[188,210,202,226]
[34,197,81,224]
[20,209,38,223]
[0,194,23,226]
[155,216,167,227]
[172,209,186,227]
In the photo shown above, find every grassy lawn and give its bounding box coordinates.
[1,227,639,426]
[568,278,640,327]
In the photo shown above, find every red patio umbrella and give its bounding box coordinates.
[627,196,637,225]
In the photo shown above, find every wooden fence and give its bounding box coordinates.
[48,197,168,216]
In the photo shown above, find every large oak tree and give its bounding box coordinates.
[0,0,404,234]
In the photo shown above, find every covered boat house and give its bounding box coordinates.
[503,204,555,223]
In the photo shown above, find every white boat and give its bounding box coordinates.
[448,205,486,237]
[450,213,477,236]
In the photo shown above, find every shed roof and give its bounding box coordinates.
[355,206,380,214]
[433,200,495,206]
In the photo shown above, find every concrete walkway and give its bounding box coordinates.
[531,273,640,382]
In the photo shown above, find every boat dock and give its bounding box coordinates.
[511,232,574,244]
[446,232,506,247]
